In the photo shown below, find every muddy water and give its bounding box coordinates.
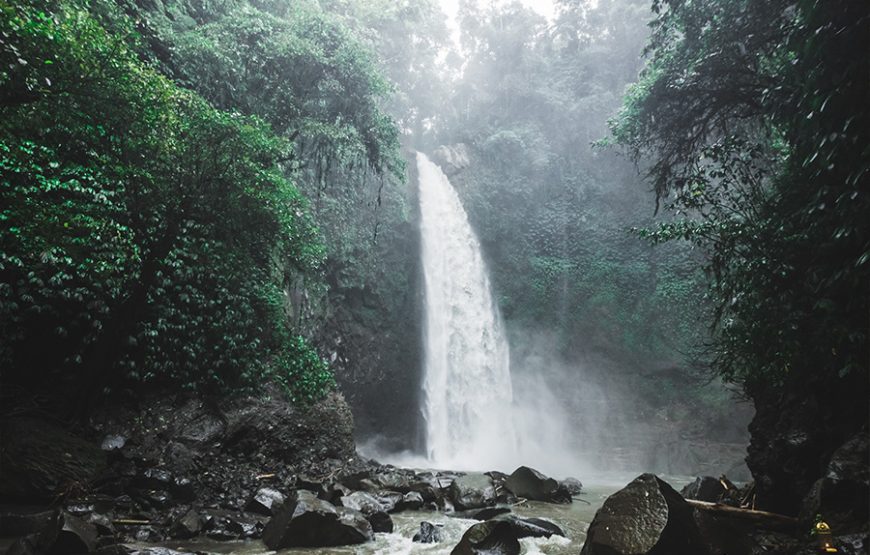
[142,483,629,555]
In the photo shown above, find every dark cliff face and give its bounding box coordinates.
[321,149,424,450]
[746,369,869,523]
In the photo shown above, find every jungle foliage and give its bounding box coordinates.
[0,0,406,408]
[436,0,710,378]
[610,0,869,391]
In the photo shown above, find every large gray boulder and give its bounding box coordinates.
[450,520,520,555]
[580,473,708,555]
[262,490,373,549]
[449,474,497,510]
[504,466,571,503]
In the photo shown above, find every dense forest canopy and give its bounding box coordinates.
[0,0,866,505]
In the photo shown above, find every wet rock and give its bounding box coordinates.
[55,512,99,553]
[101,435,126,451]
[133,525,165,542]
[398,491,424,511]
[372,470,412,492]
[366,510,394,533]
[799,430,869,531]
[493,514,565,539]
[449,474,497,510]
[450,520,520,555]
[560,477,583,495]
[504,466,571,503]
[262,490,373,548]
[296,475,328,497]
[169,509,202,539]
[246,487,285,516]
[376,491,404,513]
[681,476,726,502]
[449,506,511,521]
[413,521,443,543]
[340,491,393,533]
[135,468,173,490]
[203,509,265,540]
[580,473,708,555]
[340,491,384,514]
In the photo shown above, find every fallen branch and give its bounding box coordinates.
[685,499,798,530]
[255,473,276,480]
[112,519,151,526]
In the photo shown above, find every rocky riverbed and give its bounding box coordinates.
[1,391,867,555]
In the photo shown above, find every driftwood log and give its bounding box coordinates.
[685,499,799,531]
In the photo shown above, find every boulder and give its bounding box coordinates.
[56,512,98,554]
[560,477,583,495]
[449,474,497,510]
[504,466,571,504]
[493,514,564,539]
[169,509,202,539]
[376,491,404,513]
[398,491,424,511]
[413,521,443,543]
[681,476,726,503]
[246,487,285,516]
[365,510,394,533]
[340,491,384,515]
[262,490,373,549]
[203,509,266,540]
[799,431,869,531]
[450,520,520,555]
[580,473,708,555]
[339,491,393,533]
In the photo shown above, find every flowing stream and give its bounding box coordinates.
[133,483,626,555]
[416,152,517,470]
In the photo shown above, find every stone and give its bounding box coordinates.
[398,491,424,511]
[504,466,571,503]
[340,491,385,515]
[450,520,520,555]
[681,476,726,503]
[339,491,393,533]
[100,435,126,451]
[493,514,565,539]
[366,510,394,533]
[262,490,373,549]
[203,509,265,540]
[377,491,404,513]
[580,473,708,555]
[413,521,443,543]
[799,431,869,531]
[449,474,497,510]
[560,477,584,495]
[246,487,285,516]
[169,509,202,539]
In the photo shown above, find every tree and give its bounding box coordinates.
[609,0,869,512]
[0,0,334,409]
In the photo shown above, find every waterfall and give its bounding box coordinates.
[417,152,517,470]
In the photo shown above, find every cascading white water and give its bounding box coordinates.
[417,152,517,470]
